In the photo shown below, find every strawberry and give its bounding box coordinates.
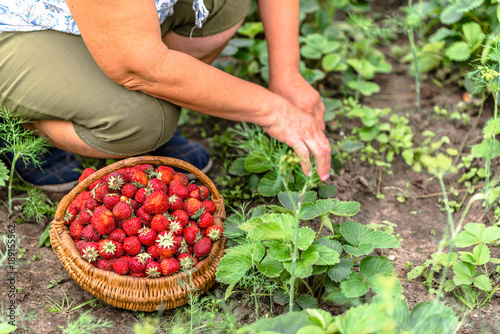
[168,219,183,236]
[92,183,110,203]
[112,201,133,220]
[65,205,77,225]
[177,253,195,271]
[171,210,189,228]
[129,198,140,211]
[98,239,122,260]
[202,200,216,215]
[138,227,157,246]
[134,187,149,204]
[172,172,188,186]
[156,166,173,185]
[123,236,142,256]
[136,252,153,265]
[96,258,115,271]
[150,214,169,232]
[148,178,167,193]
[112,258,129,275]
[106,171,126,192]
[160,257,180,276]
[129,168,148,188]
[129,256,146,273]
[75,240,89,253]
[82,197,99,211]
[168,180,189,200]
[145,261,162,278]
[81,225,100,242]
[168,194,183,211]
[136,206,152,222]
[147,244,160,259]
[206,225,223,241]
[74,209,92,226]
[143,190,169,214]
[156,230,178,258]
[79,167,97,183]
[134,164,155,175]
[69,221,84,240]
[129,271,146,277]
[103,193,121,210]
[91,206,116,236]
[73,191,93,211]
[183,225,201,245]
[197,212,214,229]
[199,185,209,201]
[121,183,138,198]
[188,187,201,200]
[81,242,99,262]
[122,217,142,236]
[175,238,189,257]
[185,198,205,219]
[193,237,212,259]
[109,228,127,243]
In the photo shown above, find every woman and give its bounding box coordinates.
[0,0,331,191]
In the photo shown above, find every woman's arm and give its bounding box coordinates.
[65,0,331,180]
[258,0,326,131]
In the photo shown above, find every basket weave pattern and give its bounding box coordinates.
[50,156,226,311]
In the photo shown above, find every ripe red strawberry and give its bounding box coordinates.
[168,194,183,211]
[109,228,127,243]
[134,164,155,175]
[74,209,92,226]
[198,212,214,229]
[171,210,189,227]
[112,201,133,220]
[160,257,180,276]
[206,225,223,241]
[106,171,126,192]
[189,187,201,200]
[80,242,99,262]
[82,197,99,211]
[145,261,162,278]
[183,225,201,245]
[136,206,152,222]
[156,166,173,185]
[73,191,93,212]
[148,178,167,193]
[175,238,189,257]
[129,271,146,277]
[193,237,212,259]
[172,172,188,186]
[96,258,115,271]
[187,220,198,228]
[129,199,140,211]
[202,200,216,215]
[79,167,97,183]
[177,253,195,271]
[137,252,153,264]
[199,186,209,201]
[122,217,142,236]
[185,198,205,219]
[168,180,189,200]
[92,183,110,203]
[103,193,121,210]
[98,239,122,259]
[123,236,142,256]
[69,222,84,240]
[134,187,149,204]
[150,214,169,232]
[91,206,116,236]
[121,183,138,198]
[113,258,129,275]
[129,256,147,273]
[156,231,178,258]
[168,219,183,236]
[130,169,148,188]
[147,244,160,259]
[65,205,77,225]
[143,191,169,214]
[138,227,157,246]
[81,225,100,242]
[75,240,89,253]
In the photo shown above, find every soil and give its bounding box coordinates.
[2,7,500,334]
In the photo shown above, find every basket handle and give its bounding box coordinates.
[54,156,222,222]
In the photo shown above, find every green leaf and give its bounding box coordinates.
[409,302,458,334]
[440,4,463,25]
[453,261,475,286]
[340,221,369,246]
[341,140,364,152]
[283,248,319,278]
[318,185,337,198]
[429,27,459,42]
[228,157,251,176]
[238,311,309,333]
[347,80,380,96]
[0,160,8,187]
[245,151,274,173]
[471,139,500,160]
[245,213,294,241]
[327,257,354,282]
[295,295,318,310]
[237,22,264,39]
[0,323,17,334]
[473,274,492,291]
[297,227,316,250]
[278,191,301,211]
[322,53,347,72]
[462,22,485,52]
[299,203,323,220]
[301,44,323,59]
[258,170,283,197]
[343,245,367,257]
[464,244,490,265]
[445,41,471,62]
[407,265,424,280]
[268,240,292,261]
[367,273,403,295]
[456,223,500,247]
[316,238,343,253]
[347,59,376,79]
[340,272,370,298]
[360,256,394,279]
[329,200,360,217]
[216,242,265,284]
[360,230,401,249]
[308,242,340,266]
[257,255,284,278]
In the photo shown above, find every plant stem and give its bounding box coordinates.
[7,153,19,216]
[407,0,421,113]
[299,278,315,298]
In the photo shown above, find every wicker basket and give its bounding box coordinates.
[50,156,226,311]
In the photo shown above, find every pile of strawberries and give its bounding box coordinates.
[65,164,223,278]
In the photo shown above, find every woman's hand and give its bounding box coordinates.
[260,97,331,181]
[269,71,326,131]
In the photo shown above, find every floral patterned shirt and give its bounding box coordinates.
[0,0,208,34]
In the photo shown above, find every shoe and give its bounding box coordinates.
[1,142,83,192]
[149,130,213,179]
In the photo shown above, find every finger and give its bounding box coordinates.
[303,134,331,181]
[315,100,326,131]
[292,141,313,177]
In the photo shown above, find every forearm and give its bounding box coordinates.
[258,0,301,80]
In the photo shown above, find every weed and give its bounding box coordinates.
[43,289,98,314]
[60,310,114,334]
